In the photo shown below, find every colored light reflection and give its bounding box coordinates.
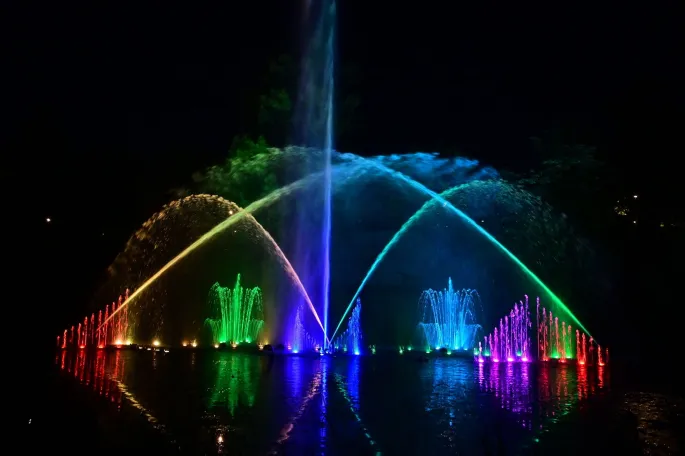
[476,359,609,434]
[56,347,163,432]
[208,354,256,416]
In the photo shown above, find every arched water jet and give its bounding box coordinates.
[99,190,330,343]
[331,158,591,342]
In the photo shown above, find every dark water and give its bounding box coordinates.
[36,349,683,455]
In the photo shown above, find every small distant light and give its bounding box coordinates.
[191,341,197,348]
[152,340,160,346]
[46,217,51,223]
[214,344,219,348]
[126,339,132,345]
[354,351,360,355]
[633,220,637,224]
[182,341,188,347]
[217,434,224,444]
[633,194,638,199]
[164,349,169,353]
[480,219,485,223]
[115,339,123,346]
[292,349,299,354]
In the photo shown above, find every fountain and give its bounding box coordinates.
[480,296,532,363]
[417,278,481,352]
[333,298,362,355]
[204,274,264,345]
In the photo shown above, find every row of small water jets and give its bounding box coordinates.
[57,276,607,369]
[58,290,132,350]
[475,296,608,366]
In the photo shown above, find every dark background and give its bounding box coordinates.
[8,2,682,361]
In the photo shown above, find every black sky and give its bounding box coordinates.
[9,2,683,326]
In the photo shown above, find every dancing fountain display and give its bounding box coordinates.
[417,278,481,352]
[333,298,362,355]
[57,152,596,352]
[54,0,601,358]
[205,274,264,345]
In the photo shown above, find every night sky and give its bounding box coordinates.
[9,2,682,341]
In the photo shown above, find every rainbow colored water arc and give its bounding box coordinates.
[330,161,591,342]
[99,192,330,344]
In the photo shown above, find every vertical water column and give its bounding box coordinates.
[293,0,336,347]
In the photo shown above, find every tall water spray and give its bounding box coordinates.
[417,278,481,351]
[293,0,336,347]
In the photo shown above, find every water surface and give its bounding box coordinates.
[43,349,681,455]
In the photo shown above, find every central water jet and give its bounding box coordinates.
[293,0,336,347]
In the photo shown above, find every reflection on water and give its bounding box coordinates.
[209,353,256,415]
[273,357,323,450]
[57,349,165,434]
[333,356,380,453]
[55,350,672,454]
[476,361,608,435]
